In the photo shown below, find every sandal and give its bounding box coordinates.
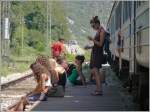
[91,90,103,96]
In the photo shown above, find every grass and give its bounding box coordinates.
[0,63,29,76]
[0,46,49,76]
[0,46,91,76]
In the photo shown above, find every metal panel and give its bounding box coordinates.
[136,9,149,32]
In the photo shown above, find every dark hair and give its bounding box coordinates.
[90,16,100,24]
[75,55,85,63]
[58,38,65,41]
[56,56,65,64]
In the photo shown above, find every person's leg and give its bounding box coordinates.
[99,68,105,83]
[74,80,83,85]
[58,72,67,91]
[12,97,28,111]
[92,68,102,92]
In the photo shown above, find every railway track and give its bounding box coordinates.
[0,72,36,111]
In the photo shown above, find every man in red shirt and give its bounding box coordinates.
[51,38,66,59]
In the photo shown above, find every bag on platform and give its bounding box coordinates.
[47,85,65,97]
[102,54,107,64]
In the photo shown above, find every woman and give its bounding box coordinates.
[35,55,58,84]
[10,63,52,111]
[49,58,67,90]
[85,16,105,95]
[67,55,86,85]
[57,55,86,86]
[35,55,66,90]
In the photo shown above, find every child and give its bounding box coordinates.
[35,55,67,90]
[67,55,86,86]
[49,58,67,90]
[56,56,76,77]
[9,63,52,111]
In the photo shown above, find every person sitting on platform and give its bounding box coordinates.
[9,63,52,111]
[35,55,67,90]
[56,56,74,75]
[49,58,67,90]
[66,55,86,86]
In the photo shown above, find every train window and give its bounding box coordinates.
[136,9,149,31]
[115,2,122,30]
[136,1,146,9]
[111,16,115,35]
[123,1,131,23]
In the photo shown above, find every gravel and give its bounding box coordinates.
[0,76,35,111]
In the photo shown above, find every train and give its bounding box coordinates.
[106,1,149,110]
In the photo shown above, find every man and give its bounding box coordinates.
[51,38,66,59]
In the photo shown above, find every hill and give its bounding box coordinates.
[63,1,113,46]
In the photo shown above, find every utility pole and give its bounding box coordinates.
[49,1,52,56]
[20,2,24,56]
[46,0,49,55]
[0,0,2,87]
[46,0,52,56]
[21,16,24,55]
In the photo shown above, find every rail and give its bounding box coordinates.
[1,72,33,90]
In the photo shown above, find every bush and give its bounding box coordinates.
[66,53,75,62]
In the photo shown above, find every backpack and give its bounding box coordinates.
[47,85,65,97]
[104,32,111,53]
[101,31,111,64]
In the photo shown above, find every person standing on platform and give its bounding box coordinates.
[85,16,105,95]
[51,38,66,60]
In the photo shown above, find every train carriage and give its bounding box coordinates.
[107,1,149,110]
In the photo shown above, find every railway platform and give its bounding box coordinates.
[32,66,137,111]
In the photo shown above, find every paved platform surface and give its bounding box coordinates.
[33,66,137,111]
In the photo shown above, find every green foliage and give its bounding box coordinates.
[51,1,71,40]
[25,11,46,33]
[66,53,75,62]
[26,30,45,51]
[0,62,29,76]
[10,1,70,57]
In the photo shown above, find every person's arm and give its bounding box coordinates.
[84,44,93,50]
[29,74,46,96]
[93,29,105,47]
[88,29,105,48]
[76,65,86,85]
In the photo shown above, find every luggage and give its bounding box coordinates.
[47,85,65,97]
